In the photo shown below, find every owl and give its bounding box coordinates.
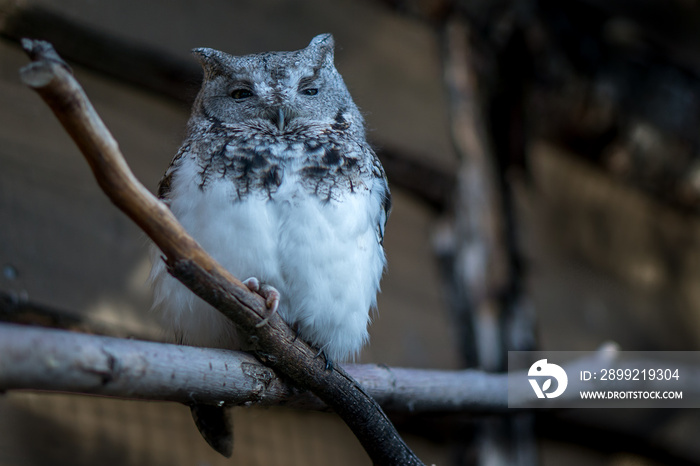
[149,34,391,455]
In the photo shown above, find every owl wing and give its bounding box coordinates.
[156,145,189,201]
[368,146,392,246]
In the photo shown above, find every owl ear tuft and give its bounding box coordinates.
[306,34,335,65]
[192,48,230,78]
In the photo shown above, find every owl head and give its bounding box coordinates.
[190,34,364,137]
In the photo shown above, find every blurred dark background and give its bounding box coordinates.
[2,0,700,465]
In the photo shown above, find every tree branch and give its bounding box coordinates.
[376,146,456,211]
[0,291,152,340]
[0,323,508,413]
[437,15,538,465]
[7,323,700,413]
[18,39,424,466]
[6,323,700,466]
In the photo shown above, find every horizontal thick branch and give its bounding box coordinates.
[5,323,700,466]
[0,323,507,413]
[7,323,700,416]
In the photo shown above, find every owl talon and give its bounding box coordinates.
[242,277,280,327]
[314,348,335,371]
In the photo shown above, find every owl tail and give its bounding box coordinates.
[189,403,234,457]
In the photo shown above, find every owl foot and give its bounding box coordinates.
[314,348,335,371]
[291,323,301,342]
[242,277,280,327]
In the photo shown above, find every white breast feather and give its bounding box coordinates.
[150,149,385,362]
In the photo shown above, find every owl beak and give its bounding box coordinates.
[266,107,286,131]
[276,108,285,131]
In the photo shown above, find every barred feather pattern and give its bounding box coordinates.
[150,115,390,362]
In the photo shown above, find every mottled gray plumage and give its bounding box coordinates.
[149,34,390,456]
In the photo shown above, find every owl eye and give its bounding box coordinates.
[230,89,254,99]
[300,88,318,96]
